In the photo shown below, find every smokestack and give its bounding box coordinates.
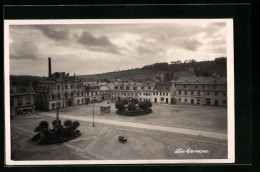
[48,57,52,77]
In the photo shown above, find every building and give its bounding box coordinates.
[10,80,35,116]
[35,58,85,111]
[174,76,227,106]
[111,81,140,102]
[151,82,174,104]
[139,81,155,102]
[85,83,101,103]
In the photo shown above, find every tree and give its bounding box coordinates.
[138,102,148,111]
[52,120,61,128]
[128,103,137,111]
[123,99,129,104]
[64,120,72,128]
[144,101,152,108]
[115,101,125,111]
[34,121,49,134]
[130,98,139,104]
[164,72,172,81]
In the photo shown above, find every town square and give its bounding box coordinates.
[11,101,227,160]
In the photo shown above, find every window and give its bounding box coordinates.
[57,85,60,90]
[153,92,155,95]
[163,92,165,96]
[191,91,194,95]
[213,85,217,89]
[195,85,198,88]
[141,87,144,90]
[161,97,164,101]
[26,96,31,102]
[184,85,186,88]
[179,91,181,95]
[223,92,227,96]
[71,92,74,97]
[58,94,60,99]
[52,94,55,99]
[223,100,226,104]
[207,92,210,95]
[71,84,73,89]
[166,93,168,96]
[197,91,201,96]
[185,98,187,102]
[185,91,187,95]
[17,97,23,106]
[65,85,68,89]
[52,103,55,110]
[215,92,218,96]
[179,98,181,102]
[160,92,162,96]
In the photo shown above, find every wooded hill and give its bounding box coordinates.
[10,57,226,82]
[77,57,227,81]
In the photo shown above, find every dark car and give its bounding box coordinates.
[118,136,127,143]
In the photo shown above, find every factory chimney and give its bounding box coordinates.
[48,57,52,77]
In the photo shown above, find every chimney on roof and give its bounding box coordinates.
[48,57,52,77]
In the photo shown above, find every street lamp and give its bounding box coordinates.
[92,104,95,127]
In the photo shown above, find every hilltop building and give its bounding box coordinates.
[10,80,35,116]
[35,58,85,111]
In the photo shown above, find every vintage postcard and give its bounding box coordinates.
[4,19,234,165]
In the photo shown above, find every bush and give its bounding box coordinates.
[115,101,125,111]
[39,121,49,129]
[127,103,137,111]
[52,120,61,127]
[123,99,129,104]
[138,102,148,111]
[72,121,80,128]
[144,101,152,108]
[64,120,72,128]
[130,98,139,104]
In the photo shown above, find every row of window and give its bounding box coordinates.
[51,98,85,110]
[178,98,226,105]
[177,91,226,96]
[153,92,169,96]
[87,91,110,96]
[112,92,138,96]
[50,92,84,100]
[16,96,32,106]
[181,84,218,89]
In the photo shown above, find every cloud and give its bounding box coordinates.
[10,40,40,60]
[173,38,202,51]
[76,31,121,54]
[33,25,69,41]
[210,46,226,54]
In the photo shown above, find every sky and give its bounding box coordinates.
[9,20,227,76]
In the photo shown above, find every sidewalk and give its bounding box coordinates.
[40,112,227,140]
